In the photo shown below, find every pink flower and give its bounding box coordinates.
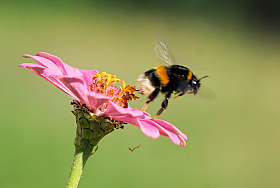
[19,52,188,146]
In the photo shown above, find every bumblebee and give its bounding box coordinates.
[137,32,208,119]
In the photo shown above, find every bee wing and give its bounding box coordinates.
[154,31,176,66]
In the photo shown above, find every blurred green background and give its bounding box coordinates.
[1,0,280,187]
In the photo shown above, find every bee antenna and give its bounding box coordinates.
[199,75,209,81]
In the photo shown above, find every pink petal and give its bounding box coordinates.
[114,114,187,146]
[134,118,161,139]
[177,135,187,147]
[19,63,80,101]
[21,53,99,107]
[18,63,45,69]
[23,53,98,86]
[142,119,181,145]
[57,76,89,103]
[36,52,98,86]
[153,119,188,140]
[18,63,46,76]
[23,54,62,76]
[105,101,145,117]
[112,115,160,139]
[87,92,111,110]
[36,52,68,75]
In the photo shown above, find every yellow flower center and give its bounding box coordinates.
[89,72,139,108]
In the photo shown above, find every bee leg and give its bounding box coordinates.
[141,88,160,111]
[153,92,172,119]
[173,92,185,99]
[141,102,150,111]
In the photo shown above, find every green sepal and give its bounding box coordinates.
[73,109,117,150]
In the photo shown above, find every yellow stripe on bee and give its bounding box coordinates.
[153,66,170,85]
[187,69,193,80]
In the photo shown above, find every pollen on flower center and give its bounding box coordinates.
[88,72,139,108]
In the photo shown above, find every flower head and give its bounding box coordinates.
[19,52,187,146]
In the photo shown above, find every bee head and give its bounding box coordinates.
[193,75,209,95]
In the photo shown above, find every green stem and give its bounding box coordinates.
[66,149,83,188]
[66,143,95,188]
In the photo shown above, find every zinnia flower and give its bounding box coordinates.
[19,52,187,146]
